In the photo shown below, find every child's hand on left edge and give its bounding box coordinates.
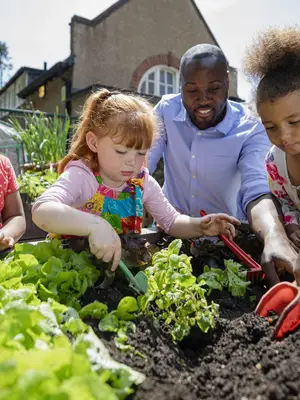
[0,232,15,251]
[199,213,241,240]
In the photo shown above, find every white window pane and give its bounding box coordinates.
[140,81,146,93]
[167,72,173,85]
[148,82,154,94]
[149,72,155,81]
[160,70,165,83]
[160,84,166,96]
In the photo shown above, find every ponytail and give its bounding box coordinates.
[58,89,113,174]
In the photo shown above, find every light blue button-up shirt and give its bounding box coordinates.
[147,93,271,220]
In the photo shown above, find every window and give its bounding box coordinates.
[39,85,46,99]
[61,85,66,102]
[138,66,179,96]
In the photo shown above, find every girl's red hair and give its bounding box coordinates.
[59,89,158,174]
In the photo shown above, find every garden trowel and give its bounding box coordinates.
[119,260,148,294]
[256,281,300,339]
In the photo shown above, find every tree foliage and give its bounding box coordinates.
[0,41,12,88]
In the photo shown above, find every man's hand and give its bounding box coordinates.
[247,194,300,286]
[286,224,300,251]
[289,230,300,251]
[0,232,15,251]
[261,230,298,286]
[294,252,300,286]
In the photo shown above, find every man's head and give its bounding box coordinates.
[180,44,229,130]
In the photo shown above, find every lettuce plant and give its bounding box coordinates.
[198,259,251,297]
[138,239,219,341]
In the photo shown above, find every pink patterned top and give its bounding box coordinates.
[265,146,300,226]
[33,160,179,233]
[0,156,18,226]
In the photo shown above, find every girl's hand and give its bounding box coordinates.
[88,221,122,271]
[0,232,15,251]
[199,213,240,240]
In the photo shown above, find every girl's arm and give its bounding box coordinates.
[32,161,122,270]
[266,159,300,249]
[33,201,110,237]
[32,161,105,235]
[168,213,239,239]
[33,202,121,271]
[143,173,240,239]
[0,191,26,249]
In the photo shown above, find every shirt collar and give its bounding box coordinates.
[173,96,235,136]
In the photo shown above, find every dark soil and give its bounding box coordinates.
[80,229,300,400]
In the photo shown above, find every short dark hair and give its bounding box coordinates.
[244,27,300,106]
[180,44,228,78]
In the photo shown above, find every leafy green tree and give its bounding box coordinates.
[0,41,12,88]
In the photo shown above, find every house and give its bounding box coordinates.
[0,0,240,118]
[0,67,43,115]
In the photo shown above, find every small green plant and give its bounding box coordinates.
[17,168,58,201]
[79,297,146,357]
[198,259,251,297]
[9,109,70,165]
[138,239,219,342]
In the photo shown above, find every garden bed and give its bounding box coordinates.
[79,229,300,400]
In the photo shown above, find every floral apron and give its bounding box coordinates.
[77,170,145,235]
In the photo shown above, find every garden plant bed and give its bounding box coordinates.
[79,230,300,400]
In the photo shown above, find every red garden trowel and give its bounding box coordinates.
[256,281,300,339]
[119,260,148,294]
[200,210,263,282]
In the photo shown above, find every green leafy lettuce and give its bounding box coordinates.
[138,239,219,342]
[0,240,145,399]
[2,239,101,310]
[198,259,251,297]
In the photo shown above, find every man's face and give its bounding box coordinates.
[181,57,229,130]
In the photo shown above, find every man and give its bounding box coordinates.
[147,44,297,285]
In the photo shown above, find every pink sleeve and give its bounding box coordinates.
[32,160,98,212]
[143,169,179,233]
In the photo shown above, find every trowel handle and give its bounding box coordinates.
[119,260,138,283]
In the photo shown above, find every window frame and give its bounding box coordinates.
[138,65,179,97]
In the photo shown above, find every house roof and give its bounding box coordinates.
[71,0,129,26]
[0,67,43,96]
[18,56,74,99]
[189,0,220,48]
[71,0,220,48]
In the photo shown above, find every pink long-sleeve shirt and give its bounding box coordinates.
[33,160,179,233]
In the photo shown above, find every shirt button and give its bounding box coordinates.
[198,132,201,136]
[193,175,196,179]
[192,154,196,159]
[192,195,195,198]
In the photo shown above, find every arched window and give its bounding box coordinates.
[138,65,179,96]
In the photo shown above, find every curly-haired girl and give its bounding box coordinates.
[244,27,300,283]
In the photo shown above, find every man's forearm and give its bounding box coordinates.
[247,194,287,242]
